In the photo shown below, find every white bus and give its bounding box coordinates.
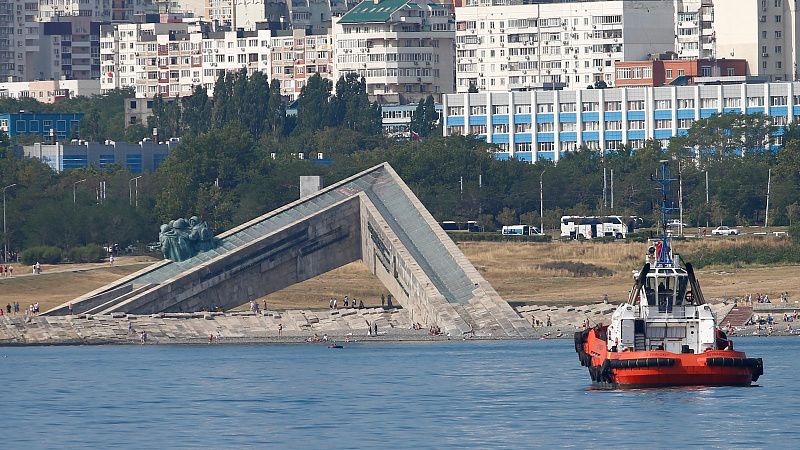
[560,215,633,239]
[501,225,542,236]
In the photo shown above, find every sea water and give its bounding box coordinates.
[1,337,797,449]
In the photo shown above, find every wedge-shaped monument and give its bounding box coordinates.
[45,163,533,338]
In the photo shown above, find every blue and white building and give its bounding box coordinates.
[0,113,84,140]
[20,139,179,173]
[442,81,800,162]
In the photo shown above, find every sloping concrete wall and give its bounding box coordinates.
[47,163,533,338]
[103,196,362,314]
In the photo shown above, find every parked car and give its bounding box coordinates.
[711,226,739,236]
[667,220,690,228]
[146,241,162,252]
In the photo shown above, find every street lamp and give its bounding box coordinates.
[3,183,16,263]
[73,179,87,204]
[129,176,143,207]
[703,170,709,228]
[539,169,546,234]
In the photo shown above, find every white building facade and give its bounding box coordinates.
[454,0,675,92]
[332,0,455,104]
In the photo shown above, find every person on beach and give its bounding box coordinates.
[381,294,385,307]
[5,304,10,315]
[278,323,283,336]
[109,254,114,266]
[68,303,73,315]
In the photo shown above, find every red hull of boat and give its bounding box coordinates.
[575,327,763,388]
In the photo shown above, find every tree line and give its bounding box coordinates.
[0,78,799,255]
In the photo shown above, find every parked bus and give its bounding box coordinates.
[440,221,481,232]
[560,215,634,239]
[501,225,543,236]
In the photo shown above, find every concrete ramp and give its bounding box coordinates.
[45,163,532,338]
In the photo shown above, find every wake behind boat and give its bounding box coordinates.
[574,161,763,388]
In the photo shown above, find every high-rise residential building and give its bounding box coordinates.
[269,29,333,98]
[100,21,206,97]
[112,0,158,21]
[673,0,714,60]
[31,17,102,80]
[37,0,113,21]
[231,0,288,30]
[715,0,799,82]
[101,19,335,100]
[454,0,675,92]
[0,79,101,102]
[332,0,455,104]
[0,0,39,81]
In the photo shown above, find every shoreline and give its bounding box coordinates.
[1,311,796,347]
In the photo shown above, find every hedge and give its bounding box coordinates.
[20,246,62,265]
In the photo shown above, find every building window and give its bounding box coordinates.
[469,105,486,115]
[493,124,509,134]
[655,119,672,129]
[447,126,464,135]
[775,15,781,22]
[678,99,694,109]
[493,105,509,115]
[537,142,554,152]
[469,124,487,134]
[559,103,575,113]
[700,66,711,76]
[560,122,576,132]
[604,101,621,111]
[770,96,787,106]
[627,100,645,110]
[582,102,598,112]
[582,121,599,131]
[447,106,464,116]
[537,122,554,132]
[628,120,645,130]
[700,98,718,109]
[515,123,531,133]
[725,97,741,108]
[666,69,673,78]
[678,118,694,129]
[515,143,532,152]
[537,104,554,113]
[655,99,671,109]
[605,120,622,130]
[747,97,765,107]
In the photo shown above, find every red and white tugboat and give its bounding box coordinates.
[575,161,763,388]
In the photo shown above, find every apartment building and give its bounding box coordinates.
[200,27,273,92]
[37,0,113,21]
[0,0,39,81]
[673,0,714,60]
[31,17,103,81]
[442,81,799,162]
[270,29,333,98]
[332,0,456,104]
[100,21,206,98]
[715,0,800,82]
[454,0,675,92]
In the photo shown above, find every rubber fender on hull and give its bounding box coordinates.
[706,357,764,382]
[607,357,677,369]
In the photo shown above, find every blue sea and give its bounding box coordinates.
[1,337,797,449]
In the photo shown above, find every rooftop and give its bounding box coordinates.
[338,0,411,24]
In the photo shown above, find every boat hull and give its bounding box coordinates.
[575,328,764,388]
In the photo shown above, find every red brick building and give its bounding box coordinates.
[614,59,748,87]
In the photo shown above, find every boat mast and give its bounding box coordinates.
[653,160,679,267]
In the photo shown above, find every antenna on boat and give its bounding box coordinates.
[653,160,679,267]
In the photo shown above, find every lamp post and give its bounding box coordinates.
[73,179,87,204]
[704,170,709,228]
[3,183,16,263]
[539,169,546,234]
[129,176,143,207]
[765,168,772,228]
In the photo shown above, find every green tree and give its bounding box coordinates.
[296,73,334,132]
[266,79,286,137]
[496,207,517,226]
[181,85,212,135]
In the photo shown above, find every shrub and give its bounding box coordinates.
[66,244,106,263]
[21,246,62,265]
[446,232,552,243]
[685,242,800,268]
[789,224,800,243]
[539,261,613,277]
